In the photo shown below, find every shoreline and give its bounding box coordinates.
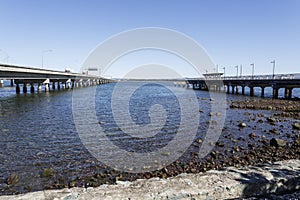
[1,159,299,200]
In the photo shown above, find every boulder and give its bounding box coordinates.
[270,138,286,147]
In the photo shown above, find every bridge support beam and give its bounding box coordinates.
[45,83,49,92]
[38,84,42,92]
[52,83,56,90]
[30,84,34,93]
[57,82,60,90]
[226,85,230,94]
[261,87,265,97]
[250,87,254,97]
[231,86,235,94]
[273,88,279,99]
[10,79,14,86]
[241,86,245,95]
[23,84,27,93]
[235,86,239,94]
[16,84,20,94]
[284,88,293,99]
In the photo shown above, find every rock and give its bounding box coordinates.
[267,106,273,110]
[210,98,215,101]
[209,112,213,116]
[270,138,286,147]
[7,173,19,186]
[98,121,105,124]
[42,168,54,178]
[292,123,300,130]
[199,110,204,113]
[249,133,256,139]
[196,139,202,144]
[267,117,277,123]
[238,122,247,128]
[216,112,221,116]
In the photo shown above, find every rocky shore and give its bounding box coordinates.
[1,159,299,200]
[230,98,300,119]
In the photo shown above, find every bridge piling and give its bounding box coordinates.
[261,87,265,97]
[16,84,20,94]
[0,80,4,87]
[23,84,27,93]
[45,84,49,92]
[37,84,42,92]
[30,84,34,93]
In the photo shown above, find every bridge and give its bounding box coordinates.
[187,73,300,99]
[0,64,112,93]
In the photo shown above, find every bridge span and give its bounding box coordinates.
[187,73,300,99]
[0,64,112,93]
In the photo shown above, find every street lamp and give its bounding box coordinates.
[271,60,275,79]
[250,63,254,79]
[42,50,52,69]
[235,65,239,78]
[240,64,243,77]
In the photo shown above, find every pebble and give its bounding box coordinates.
[238,122,247,128]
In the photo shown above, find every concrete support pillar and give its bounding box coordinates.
[30,84,34,93]
[289,88,293,99]
[273,88,279,99]
[226,85,230,94]
[57,82,61,90]
[285,88,293,99]
[45,83,49,92]
[231,86,235,94]
[250,87,254,97]
[241,86,245,95]
[65,82,68,89]
[52,83,56,90]
[37,84,42,92]
[23,84,27,93]
[10,79,14,86]
[62,83,66,89]
[235,86,239,94]
[261,87,265,97]
[0,80,4,87]
[16,84,20,94]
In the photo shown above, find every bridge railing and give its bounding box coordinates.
[220,74,296,80]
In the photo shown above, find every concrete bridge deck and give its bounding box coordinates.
[0,64,112,93]
[187,74,300,99]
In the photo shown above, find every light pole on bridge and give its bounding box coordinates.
[235,65,239,78]
[42,50,52,69]
[271,60,275,79]
[250,63,254,79]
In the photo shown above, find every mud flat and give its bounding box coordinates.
[1,159,299,200]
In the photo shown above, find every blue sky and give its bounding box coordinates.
[0,0,299,77]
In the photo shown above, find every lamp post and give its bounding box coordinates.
[271,60,275,79]
[240,64,243,77]
[235,65,239,78]
[250,63,254,79]
[42,50,52,69]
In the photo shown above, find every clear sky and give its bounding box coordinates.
[0,0,299,77]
